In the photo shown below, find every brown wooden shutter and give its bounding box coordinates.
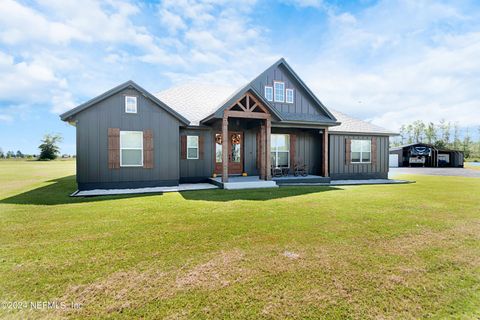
[345,138,351,164]
[108,128,120,169]
[180,135,187,160]
[290,134,296,168]
[143,129,153,168]
[199,135,204,160]
[371,137,377,166]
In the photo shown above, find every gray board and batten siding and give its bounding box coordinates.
[249,61,336,123]
[329,134,390,180]
[73,87,183,190]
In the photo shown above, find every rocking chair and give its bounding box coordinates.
[271,165,283,178]
[293,158,308,177]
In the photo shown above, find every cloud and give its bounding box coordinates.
[301,0,480,131]
[0,114,13,122]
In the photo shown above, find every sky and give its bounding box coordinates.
[1,0,480,154]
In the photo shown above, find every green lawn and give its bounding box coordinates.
[0,160,479,319]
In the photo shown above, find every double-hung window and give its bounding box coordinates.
[351,140,371,163]
[264,86,273,101]
[120,131,143,166]
[286,89,294,103]
[274,82,285,102]
[271,134,290,167]
[187,136,199,159]
[125,96,137,113]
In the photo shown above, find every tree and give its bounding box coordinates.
[38,134,62,160]
[462,128,472,158]
[406,124,414,144]
[439,119,450,146]
[0,147,4,159]
[399,125,407,145]
[425,122,436,144]
[412,120,426,143]
[453,122,461,149]
[16,150,23,158]
[6,151,15,158]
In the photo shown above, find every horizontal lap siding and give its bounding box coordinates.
[329,134,389,179]
[75,87,180,185]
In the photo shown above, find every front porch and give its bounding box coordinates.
[206,89,330,184]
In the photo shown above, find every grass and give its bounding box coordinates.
[0,160,479,319]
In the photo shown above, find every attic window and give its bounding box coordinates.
[125,96,137,113]
[286,89,294,103]
[274,81,284,103]
[264,86,273,101]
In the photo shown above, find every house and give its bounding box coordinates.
[389,143,464,168]
[60,58,397,191]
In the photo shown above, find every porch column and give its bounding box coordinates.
[222,115,229,182]
[265,118,272,180]
[322,127,329,177]
[260,123,266,179]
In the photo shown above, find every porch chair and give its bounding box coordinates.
[293,158,309,177]
[271,165,283,178]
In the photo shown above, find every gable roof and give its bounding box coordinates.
[60,80,190,125]
[329,110,398,136]
[201,83,284,123]
[254,58,338,122]
[156,58,341,126]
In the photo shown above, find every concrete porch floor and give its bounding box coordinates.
[209,176,278,190]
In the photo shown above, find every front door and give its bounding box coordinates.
[214,132,243,175]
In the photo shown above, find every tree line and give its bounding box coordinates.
[392,120,480,158]
[0,134,70,160]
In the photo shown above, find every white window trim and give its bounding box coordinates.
[286,89,294,104]
[351,139,371,164]
[271,134,290,167]
[187,135,199,160]
[273,81,285,103]
[264,86,273,102]
[125,96,137,114]
[120,131,143,167]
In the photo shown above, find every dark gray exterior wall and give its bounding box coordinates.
[272,128,323,175]
[329,134,390,180]
[74,87,182,190]
[179,127,214,182]
[250,64,330,118]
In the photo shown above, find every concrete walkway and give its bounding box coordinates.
[72,183,218,197]
[280,179,411,186]
[389,167,480,178]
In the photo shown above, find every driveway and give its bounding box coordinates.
[389,167,480,178]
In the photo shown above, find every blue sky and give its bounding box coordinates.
[1,0,480,154]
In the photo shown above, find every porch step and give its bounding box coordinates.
[273,175,331,185]
[209,176,278,190]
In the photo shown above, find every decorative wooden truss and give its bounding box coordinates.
[221,92,272,182]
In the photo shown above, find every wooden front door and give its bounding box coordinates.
[214,131,243,175]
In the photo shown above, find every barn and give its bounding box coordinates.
[389,143,464,168]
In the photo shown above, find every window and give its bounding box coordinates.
[120,131,143,166]
[274,81,285,102]
[271,134,290,167]
[187,136,199,159]
[264,86,273,101]
[125,96,137,113]
[351,140,371,163]
[286,89,294,103]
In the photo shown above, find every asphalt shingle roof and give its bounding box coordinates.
[329,110,397,135]
[156,83,397,135]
